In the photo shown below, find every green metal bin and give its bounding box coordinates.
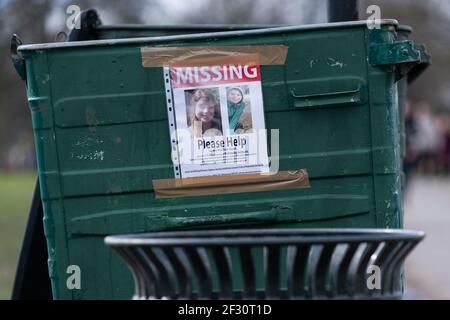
[16,19,423,299]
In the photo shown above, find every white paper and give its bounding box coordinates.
[168,64,269,178]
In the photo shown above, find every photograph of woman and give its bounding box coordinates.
[185,88,222,138]
[226,86,253,134]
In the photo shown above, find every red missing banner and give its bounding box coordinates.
[171,65,261,88]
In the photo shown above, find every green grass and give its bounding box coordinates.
[0,172,36,300]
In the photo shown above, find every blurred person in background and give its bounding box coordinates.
[404,101,419,189]
[410,101,444,175]
[437,113,450,175]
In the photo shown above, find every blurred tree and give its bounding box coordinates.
[165,0,325,25]
[0,0,53,169]
[0,0,150,169]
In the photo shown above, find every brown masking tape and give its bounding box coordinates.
[152,169,310,199]
[141,45,288,67]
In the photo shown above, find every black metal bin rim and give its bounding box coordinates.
[104,228,425,247]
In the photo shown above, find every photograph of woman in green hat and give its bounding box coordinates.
[226,86,253,134]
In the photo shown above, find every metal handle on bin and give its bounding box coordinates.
[407,44,431,84]
[68,9,102,41]
[290,86,362,109]
[369,40,423,81]
[10,34,26,82]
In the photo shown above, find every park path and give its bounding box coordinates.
[404,176,450,299]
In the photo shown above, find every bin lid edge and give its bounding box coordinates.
[18,19,399,52]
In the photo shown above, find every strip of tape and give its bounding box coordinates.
[152,169,310,199]
[141,45,288,67]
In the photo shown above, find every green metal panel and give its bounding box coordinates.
[18,20,418,299]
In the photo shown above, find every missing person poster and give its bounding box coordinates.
[169,63,269,178]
